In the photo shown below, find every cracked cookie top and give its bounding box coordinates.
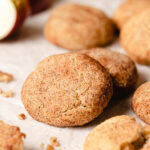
[21,53,113,127]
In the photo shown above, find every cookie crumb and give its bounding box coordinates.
[40,142,44,150]
[22,133,26,139]
[46,145,54,150]
[2,91,14,98]
[18,114,26,120]
[0,88,3,94]
[50,137,60,147]
[0,71,13,83]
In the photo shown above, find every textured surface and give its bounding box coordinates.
[132,82,150,125]
[113,0,150,29]
[0,120,24,150]
[0,0,150,149]
[81,48,138,98]
[21,53,113,127]
[84,115,150,150]
[120,9,150,66]
[44,3,115,50]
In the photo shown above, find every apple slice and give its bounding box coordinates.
[0,0,30,40]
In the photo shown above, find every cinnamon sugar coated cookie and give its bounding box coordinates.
[120,10,150,66]
[81,48,138,98]
[0,120,25,150]
[44,4,115,50]
[132,82,150,125]
[21,53,113,127]
[84,115,150,150]
[113,0,150,29]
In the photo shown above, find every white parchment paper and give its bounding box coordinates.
[0,0,150,149]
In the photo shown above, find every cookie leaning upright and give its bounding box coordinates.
[113,0,150,29]
[132,82,150,125]
[21,53,113,127]
[84,115,150,150]
[44,3,116,50]
[120,9,150,66]
[0,120,25,150]
[81,48,138,98]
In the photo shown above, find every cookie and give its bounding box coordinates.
[44,3,115,50]
[132,82,150,125]
[113,0,150,29]
[81,48,138,98]
[21,53,113,127]
[0,120,25,150]
[120,9,150,66]
[84,115,150,150]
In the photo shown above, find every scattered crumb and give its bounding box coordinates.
[0,71,13,83]
[50,137,60,147]
[2,90,14,98]
[46,145,54,150]
[22,133,26,139]
[0,88,3,94]
[40,142,44,150]
[18,114,26,120]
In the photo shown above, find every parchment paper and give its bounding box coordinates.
[0,0,150,149]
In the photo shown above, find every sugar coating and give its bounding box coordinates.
[21,53,113,127]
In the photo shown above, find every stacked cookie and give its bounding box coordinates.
[21,48,138,127]
[114,0,150,66]
[21,53,113,127]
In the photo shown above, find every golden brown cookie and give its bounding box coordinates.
[113,0,150,29]
[44,3,115,50]
[81,48,138,98]
[132,82,150,125]
[120,9,150,66]
[21,53,113,127]
[84,115,150,150]
[0,120,25,150]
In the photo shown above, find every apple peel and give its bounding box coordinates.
[0,0,30,40]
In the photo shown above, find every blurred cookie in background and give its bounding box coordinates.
[113,0,150,29]
[120,9,150,66]
[44,3,116,50]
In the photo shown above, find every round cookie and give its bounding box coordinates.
[113,0,150,29]
[84,115,150,150]
[44,3,115,50]
[81,48,138,98]
[21,53,113,127]
[132,82,150,125]
[120,9,150,66]
[0,120,25,150]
